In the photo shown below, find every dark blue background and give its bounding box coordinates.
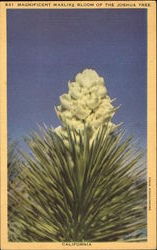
[7,9,147,148]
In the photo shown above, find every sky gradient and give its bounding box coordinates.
[7,9,147,148]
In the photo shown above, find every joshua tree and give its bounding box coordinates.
[8,69,147,242]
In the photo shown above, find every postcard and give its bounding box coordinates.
[0,1,156,250]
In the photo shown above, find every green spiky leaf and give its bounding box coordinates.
[8,125,147,242]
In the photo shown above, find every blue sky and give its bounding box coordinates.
[7,9,147,148]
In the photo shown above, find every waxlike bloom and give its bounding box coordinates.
[55,69,119,143]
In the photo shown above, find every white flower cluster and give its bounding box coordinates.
[55,69,119,142]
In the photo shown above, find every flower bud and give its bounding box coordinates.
[59,94,71,110]
[69,82,82,100]
[86,96,99,110]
